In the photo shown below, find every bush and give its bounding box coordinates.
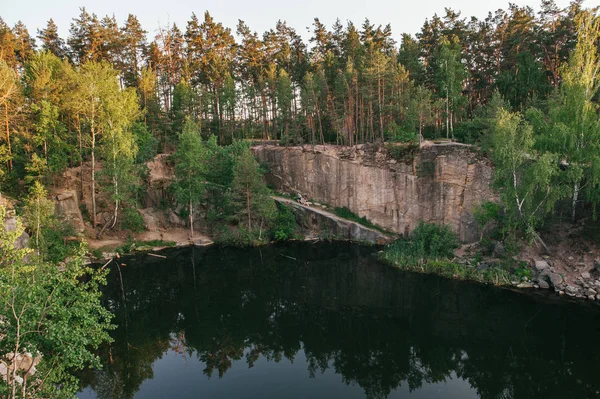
[385,143,418,163]
[272,204,297,241]
[41,217,79,263]
[386,121,418,143]
[382,222,458,267]
[133,122,159,163]
[120,207,146,233]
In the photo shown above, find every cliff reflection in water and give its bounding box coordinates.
[79,242,600,399]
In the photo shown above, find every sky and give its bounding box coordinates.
[1,0,583,45]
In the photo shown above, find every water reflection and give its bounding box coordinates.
[79,242,600,399]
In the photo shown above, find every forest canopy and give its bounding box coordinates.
[0,0,598,235]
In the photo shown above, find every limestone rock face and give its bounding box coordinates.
[274,197,392,245]
[144,154,174,208]
[54,190,85,233]
[253,144,496,243]
[4,217,29,249]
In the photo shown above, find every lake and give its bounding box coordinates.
[78,242,600,399]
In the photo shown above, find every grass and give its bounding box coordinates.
[333,206,385,232]
[378,255,513,286]
[379,222,515,286]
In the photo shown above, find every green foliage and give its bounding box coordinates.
[386,121,417,143]
[333,206,378,230]
[0,206,113,398]
[513,263,533,280]
[23,181,54,255]
[272,204,297,241]
[473,201,502,229]
[382,222,458,267]
[490,108,562,237]
[133,122,158,163]
[38,218,78,264]
[380,222,517,285]
[120,207,146,233]
[385,143,418,163]
[172,118,210,236]
[227,147,277,237]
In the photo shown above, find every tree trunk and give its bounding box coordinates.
[246,179,251,233]
[77,120,84,201]
[572,182,580,222]
[189,197,194,238]
[446,89,450,139]
[5,103,11,172]
[91,129,97,228]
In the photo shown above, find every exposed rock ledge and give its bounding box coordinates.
[254,144,496,243]
[274,197,392,245]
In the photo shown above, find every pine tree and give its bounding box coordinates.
[121,14,147,87]
[12,21,35,65]
[37,19,67,59]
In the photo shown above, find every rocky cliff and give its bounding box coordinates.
[253,143,496,243]
[273,197,392,244]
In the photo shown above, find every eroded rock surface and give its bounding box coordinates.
[274,197,392,245]
[254,144,496,243]
[54,190,85,233]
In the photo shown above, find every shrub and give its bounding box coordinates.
[41,217,79,263]
[382,222,458,267]
[385,143,418,163]
[272,205,297,241]
[120,207,146,233]
[386,121,418,143]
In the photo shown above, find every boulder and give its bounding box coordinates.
[565,285,580,297]
[4,217,29,249]
[581,272,591,279]
[548,273,564,289]
[538,280,550,290]
[517,282,533,289]
[167,211,185,227]
[534,260,550,271]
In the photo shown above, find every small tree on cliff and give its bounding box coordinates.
[172,119,209,238]
[23,181,54,256]
[227,148,276,239]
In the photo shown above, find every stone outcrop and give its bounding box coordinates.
[254,143,496,243]
[54,190,85,233]
[4,217,29,249]
[274,197,392,245]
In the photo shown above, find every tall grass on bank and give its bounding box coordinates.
[380,222,512,285]
[381,222,458,266]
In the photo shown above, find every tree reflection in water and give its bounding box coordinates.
[79,242,600,399]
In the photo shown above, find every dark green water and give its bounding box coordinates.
[78,242,600,399]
